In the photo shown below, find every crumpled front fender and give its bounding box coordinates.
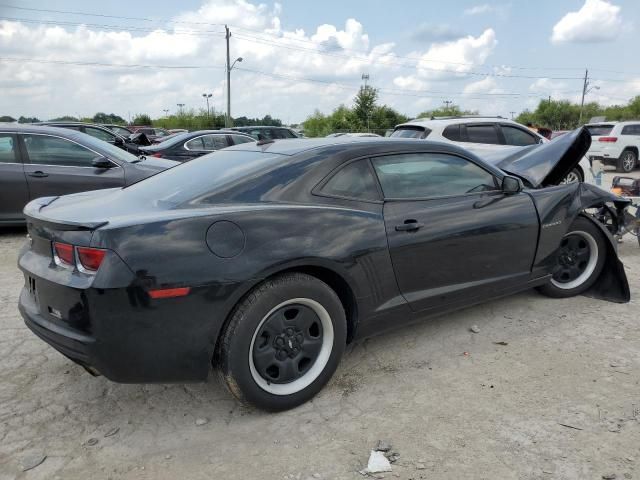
[527,182,631,303]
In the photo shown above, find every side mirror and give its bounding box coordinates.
[502,175,523,194]
[92,157,113,169]
[114,136,124,146]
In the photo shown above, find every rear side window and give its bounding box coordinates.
[621,124,640,135]
[465,125,501,145]
[320,160,380,201]
[22,134,97,167]
[274,129,296,139]
[442,124,461,141]
[0,134,17,163]
[501,125,538,146]
[586,125,614,136]
[185,137,204,150]
[231,135,254,145]
[372,153,498,199]
[390,127,430,139]
[202,135,230,150]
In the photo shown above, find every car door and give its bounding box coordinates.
[0,132,30,222]
[372,151,539,312]
[19,133,125,199]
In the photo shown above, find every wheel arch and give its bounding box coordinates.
[211,261,360,367]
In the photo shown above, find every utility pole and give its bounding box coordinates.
[578,68,588,126]
[225,25,231,128]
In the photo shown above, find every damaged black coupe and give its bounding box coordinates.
[18,128,630,411]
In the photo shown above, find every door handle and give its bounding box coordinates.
[395,220,424,232]
[28,171,48,178]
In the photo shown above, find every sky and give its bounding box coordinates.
[1,0,639,124]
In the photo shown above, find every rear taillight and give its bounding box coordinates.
[151,152,163,158]
[53,242,74,267]
[77,247,107,272]
[598,136,618,142]
[52,243,106,273]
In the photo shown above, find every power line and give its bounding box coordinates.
[0,56,224,69]
[2,4,640,77]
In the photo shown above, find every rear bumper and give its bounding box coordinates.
[20,288,94,366]
[590,155,617,166]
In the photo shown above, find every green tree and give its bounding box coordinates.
[132,113,153,126]
[353,85,378,129]
[18,116,40,123]
[416,104,478,119]
[93,112,126,124]
[0,115,16,122]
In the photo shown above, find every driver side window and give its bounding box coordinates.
[22,134,97,167]
[372,153,498,199]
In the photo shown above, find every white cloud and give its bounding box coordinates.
[463,77,501,95]
[409,23,464,43]
[464,4,510,17]
[551,0,622,44]
[414,29,498,79]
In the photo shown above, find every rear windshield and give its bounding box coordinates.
[586,125,614,136]
[123,150,285,206]
[390,127,430,139]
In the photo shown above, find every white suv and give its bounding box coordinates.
[585,121,640,173]
[391,117,594,184]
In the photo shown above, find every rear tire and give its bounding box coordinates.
[616,150,637,173]
[537,217,607,298]
[218,273,346,411]
[560,167,583,184]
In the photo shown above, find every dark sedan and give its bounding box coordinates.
[139,129,254,161]
[17,130,630,411]
[38,122,144,154]
[0,125,177,226]
[230,125,301,140]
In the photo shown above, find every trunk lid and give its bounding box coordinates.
[481,127,591,187]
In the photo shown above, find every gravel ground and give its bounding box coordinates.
[0,170,638,480]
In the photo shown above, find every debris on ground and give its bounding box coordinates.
[86,438,99,446]
[375,440,392,452]
[104,426,120,437]
[470,325,480,333]
[386,452,400,464]
[602,474,617,480]
[362,450,392,474]
[558,422,583,431]
[463,352,470,356]
[195,418,208,426]
[21,454,46,472]
[493,341,509,346]
[416,462,426,470]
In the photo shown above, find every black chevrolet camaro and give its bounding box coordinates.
[18,129,630,411]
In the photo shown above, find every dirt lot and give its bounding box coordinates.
[1,170,639,480]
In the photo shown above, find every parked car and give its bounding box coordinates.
[102,124,134,138]
[168,129,188,134]
[551,130,570,140]
[17,130,630,411]
[139,130,254,161]
[229,126,300,140]
[0,125,177,226]
[391,116,594,185]
[129,126,172,143]
[38,122,143,154]
[585,121,640,173]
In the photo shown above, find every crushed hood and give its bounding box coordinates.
[481,127,591,187]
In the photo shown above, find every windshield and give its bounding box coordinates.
[586,125,614,136]
[390,127,429,139]
[69,131,139,163]
[123,150,285,206]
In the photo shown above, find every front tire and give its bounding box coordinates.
[537,217,607,298]
[218,273,346,411]
[560,167,583,184]
[616,150,637,173]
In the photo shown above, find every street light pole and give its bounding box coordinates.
[177,103,185,115]
[225,25,243,128]
[202,93,212,119]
